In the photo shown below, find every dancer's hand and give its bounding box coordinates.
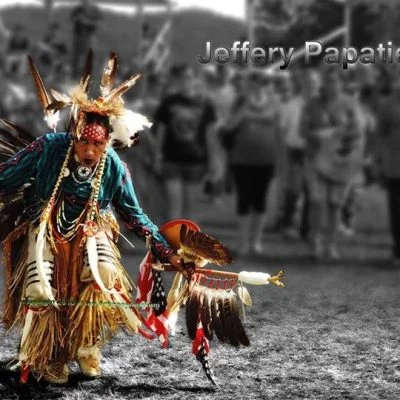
[169,254,196,280]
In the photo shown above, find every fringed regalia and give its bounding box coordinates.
[0,51,173,382]
[1,132,173,377]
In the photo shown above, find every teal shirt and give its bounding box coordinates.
[0,133,172,260]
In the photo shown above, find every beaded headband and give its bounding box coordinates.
[81,122,108,142]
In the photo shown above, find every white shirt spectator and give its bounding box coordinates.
[280,95,305,149]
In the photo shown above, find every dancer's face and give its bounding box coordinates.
[74,123,108,167]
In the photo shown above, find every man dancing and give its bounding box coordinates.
[0,53,185,384]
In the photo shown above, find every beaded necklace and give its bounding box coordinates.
[38,140,108,246]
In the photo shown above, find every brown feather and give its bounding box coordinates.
[222,292,240,347]
[0,119,35,146]
[103,73,141,102]
[0,128,25,150]
[80,49,93,93]
[0,197,25,241]
[0,137,19,155]
[211,293,226,342]
[50,89,72,104]
[0,151,13,159]
[180,225,232,266]
[0,190,26,205]
[230,293,250,346]
[100,52,119,96]
[46,101,70,112]
[186,288,200,340]
[200,290,213,341]
[27,55,51,110]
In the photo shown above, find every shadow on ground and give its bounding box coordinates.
[0,360,216,400]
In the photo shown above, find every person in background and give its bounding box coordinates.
[376,76,400,264]
[224,70,284,256]
[6,24,30,77]
[280,69,320,240]
[3,61,36,132]
[123,73,166,226]
[199,65,235,205]
[338,77,377,237]
[42,22,68,72]
[0,17,10,58]
[70,0,102,78]
[301,67,363,260]
[153,65,217,221]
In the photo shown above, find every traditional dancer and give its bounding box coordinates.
[0,52,189,384]
[0,52,284,386]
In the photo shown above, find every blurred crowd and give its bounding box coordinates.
[137,62,400,264]
[0,3,399,263]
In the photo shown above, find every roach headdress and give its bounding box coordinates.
[30,50,152,148]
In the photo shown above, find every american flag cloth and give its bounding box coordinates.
[193,321,216,384]
[192,321,210,356]
[147,309,170,348]
[136,250,170,348]
[136,250,154,304]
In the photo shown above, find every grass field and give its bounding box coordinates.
[1,186,400,399]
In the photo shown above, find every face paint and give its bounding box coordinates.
[81,123,108,142]
[74,123,108,167]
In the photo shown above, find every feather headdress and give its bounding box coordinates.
[29,50,152,148]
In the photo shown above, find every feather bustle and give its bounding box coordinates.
[0,119,35,146]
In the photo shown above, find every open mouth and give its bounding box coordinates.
[83,158,95,166]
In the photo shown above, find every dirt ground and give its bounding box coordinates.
[0,187,399,400]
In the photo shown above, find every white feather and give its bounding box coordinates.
[35,220,56,303]
[19,308,33,359]
[168,311,178,336]
[109,110,152,148]
[44,111,60,132]
[86,235,117,294]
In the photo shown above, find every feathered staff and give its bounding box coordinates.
[139,220,285,386]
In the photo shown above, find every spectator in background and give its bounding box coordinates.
[6,24,30,77]
[280,69,320,240]
[376,76,400,264]
[301,68,363,260]
[70,0,102,78]
[0,17,10,58]
[43,22,68,71]
[153,65,217,221]
[338,77,377,237]
[3,60,36,131]
[224,70,284,256]
[199,65,233,204]
[123,73,166,226]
